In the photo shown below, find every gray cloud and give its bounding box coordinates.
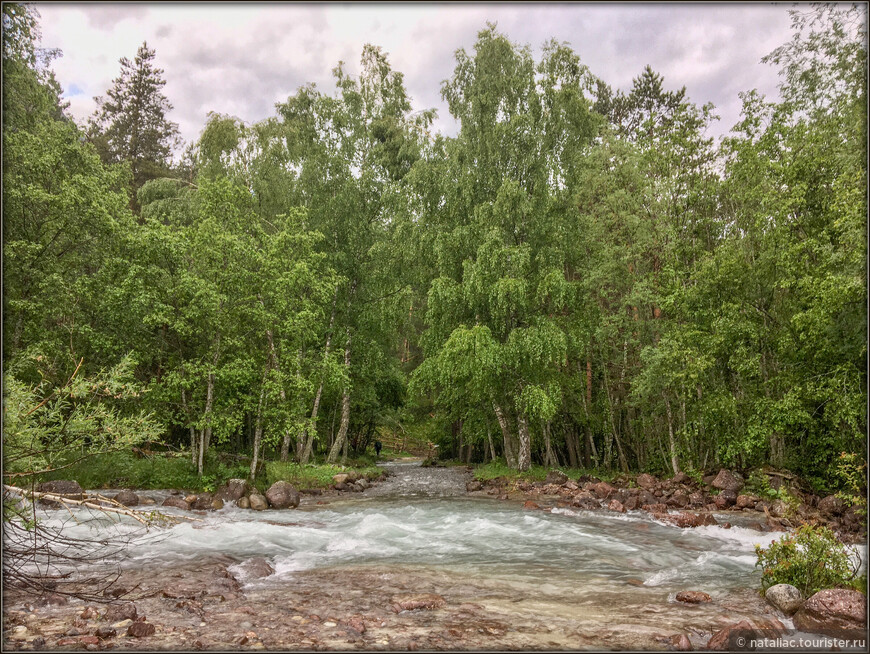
[36,3,797,149]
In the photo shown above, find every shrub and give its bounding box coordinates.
[755,524,863,597]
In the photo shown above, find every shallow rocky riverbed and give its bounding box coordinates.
[3,460,866,651]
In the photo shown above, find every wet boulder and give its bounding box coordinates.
[189,493,215,510]
[211,497,225,510]
[161,496,190,510]
[234,557,274,580]
[675,590,711,603]
[664,512,718,528]
[466,480,483,492]
[707,618,786,650]
[792,589,866,638]
[544,470,569,485]
[688,491,707,507]
[607,499,626,513]
[571,495,600,511]
[736,494,757,510]
[237,496,250,509]
[623,495,640,511]
[764,584,803,616]
[711,469,744,493]
[248,493,268,511]
[215,478,249,503]
[113,490,139,507]
[523,500,541,510]
[265,481,300,509]
[668,634,693,651]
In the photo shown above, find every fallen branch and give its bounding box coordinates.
[3,485,201,526]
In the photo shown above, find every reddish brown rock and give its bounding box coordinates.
[391,593,445,612]
[667,491,690,508]
[523,500,541,510]
[664,512,718,528]
[675,591,711,604]
[714,489,737,509]
[607,499,626,513]
[792,589,866,638]
[707,618,786,650]
[126,621,156,638]
[636,473,658,490]
[711,469,744,493]
[642,503,668,514]
[590,482,616,500]
[669,633,693,650]
[104,602,137,623]
[465,481,483,492]
[161,496,190,510]
[736,494,757,510]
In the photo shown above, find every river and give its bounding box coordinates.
[6,460,856,650]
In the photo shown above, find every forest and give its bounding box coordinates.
[3,3,866,494]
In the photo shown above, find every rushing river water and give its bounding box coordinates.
[15,460,864,650]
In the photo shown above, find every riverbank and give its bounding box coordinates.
[464,465,866,544]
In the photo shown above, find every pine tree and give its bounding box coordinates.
[88,41,180,200]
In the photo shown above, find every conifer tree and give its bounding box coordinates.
[88,41,180,200]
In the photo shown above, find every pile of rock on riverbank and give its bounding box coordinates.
[34,470,387,514]
[466,468,865,542]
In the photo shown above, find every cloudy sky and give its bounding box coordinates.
[35,2,802,149]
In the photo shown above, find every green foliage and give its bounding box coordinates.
[755,525,863,597]
[834,452,867,514]
[264,461,383,490]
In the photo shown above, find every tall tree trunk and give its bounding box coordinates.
[300,291,338,463]
[602,364,629,473]
[250,359,271,481]
[493,403,516,468]
[198,342,219,477]
[326,330,352,464]
[665,393,680,475]
[486,429,497,462]
[181,388,197,468]
[565,425,578,468]
[544,421,556,467]
[517,414,531,472]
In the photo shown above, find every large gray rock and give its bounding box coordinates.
[793,589,866,638]
[215,478,249,503]
[765,584,803,616]
[711,469,744,493]
[113,490,139,507]
[264,481,300,509]
[234,557,274,580]
[248,493,268,511]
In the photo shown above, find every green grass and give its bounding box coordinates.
[31,449,384,493]
[472,459,618,483]
[264,460,384,489]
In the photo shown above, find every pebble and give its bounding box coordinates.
[10,625,28,640]
[112,620,133,629]
[323,621,337,627]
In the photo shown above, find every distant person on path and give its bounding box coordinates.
[374,440,382,458]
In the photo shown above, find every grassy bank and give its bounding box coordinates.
[472,459,619,484]
[31,449,387,493]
